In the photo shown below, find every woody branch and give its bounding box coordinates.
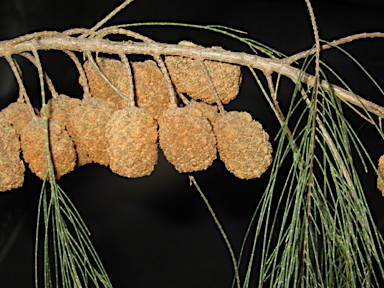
[1,32,384,119]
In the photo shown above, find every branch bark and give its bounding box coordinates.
[1,33,383,119]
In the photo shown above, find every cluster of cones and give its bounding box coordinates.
[0,43,274,192]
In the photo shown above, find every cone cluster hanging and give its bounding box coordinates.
[0,42,275,192]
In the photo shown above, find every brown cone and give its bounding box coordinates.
[20,118,76,180]
[106,106,158,178]
[82,57,131,110]
[158,106,217,173]
[187,100,219,123]
[165,43,242,104]
[45,94,91,166]
[0,101,33,135]
[45,94,80,129]
[70,97,117,166]
[377,155,384,196]
[132,60,171,119]
[213,111,272,179]
[0,118,25,191]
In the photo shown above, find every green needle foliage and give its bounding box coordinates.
[236,51,384,287]
[35,181,113,288]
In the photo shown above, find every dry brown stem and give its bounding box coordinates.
[285,32,384,64]
[4,56,37,119]
[118,53,135,106]
[64,50,91,97]
[197,59,225,113]
[1,33,384,119]
[19,52,59,98]
[88,0,135,33]
[85,52,131,103]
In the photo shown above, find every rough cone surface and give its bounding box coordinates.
[158,106,216,173]
[377,155,384,196]
[106,106,158,178]
[0,101,33,134]
[46,94,81,127]
[187,100,219,123]
[132,60,170,119]
[0,118,25,191]
[82,57,131,110]
[213,111,272,179]
[70,97,117,166]
[165,43,242,104]
[46,94,91,166]
[20,118,76,180]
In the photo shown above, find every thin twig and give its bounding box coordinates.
[176,89,189,106]
[5,55,37,119]
[20,52,59,98]
[304,0,320,84]
[188,175,241,288]
[31,47,56,182]
[303,4,319,265]
[85,52,131,102]
[64,50,91,98]
[264,72,287,125]
[118,52,135,106]
[197,59,225,113]
[298,84,353,188]
[7,31,60,45]
[64,28,94,37]
[92,27,152,42]
[285,32,384,64]
[304,0,320,189]
[153,53,178,108]
[90,0,135,33]
[31,48,47,112]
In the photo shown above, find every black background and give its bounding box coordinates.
[1,0,384,287]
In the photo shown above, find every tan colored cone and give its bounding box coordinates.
[20,118,76,180]
[158,106,217,173]
[106,106,158,178]
[82,57,131,110]
[0,118,25,191]
[213,111,272,179]
[70,97,117,166]
[165,42,242,104]
[132,60,171,119]
[377,155,384,196]
[187,100,219,123]
[46,94,91,166]
[0,101,33,134]
[45,94,81,128]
